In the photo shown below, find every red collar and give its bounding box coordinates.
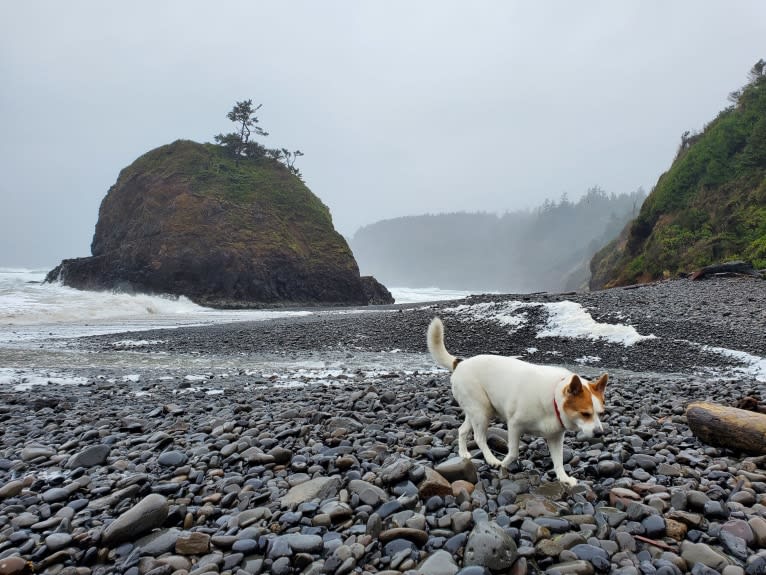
[554,396,565,429]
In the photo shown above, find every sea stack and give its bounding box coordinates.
[47,140,393,307]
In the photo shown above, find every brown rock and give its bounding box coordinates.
[452,480,475,497]
[721,519,754,546]
[749,516,766,548]
[666,510,703,529]
[665,518,688,541]
[175,531,211,555]
[609,487,641,507]
[418,467,452,498]
[335,455,357,470]
[523,497,560,518]
[0,557,30,575]
[0,480,24,499]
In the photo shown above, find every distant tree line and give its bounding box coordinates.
[350,187,647,292]
[214,99,304,179]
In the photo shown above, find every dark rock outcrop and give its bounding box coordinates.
[47,140,393,307]
[360,276,394,305]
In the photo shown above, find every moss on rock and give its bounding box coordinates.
[48,140,392,307]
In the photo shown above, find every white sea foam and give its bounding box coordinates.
[0,268,312,342]
[446,301,529,329]
[0,367,88,392]
[445,299,654,346]
[538,300,655,346]
[273,380,312,389]
[0,269,204,324]
[111,340,166,348]
[702,345,766,382]
[0,270,479,344]
[388,286,478,305]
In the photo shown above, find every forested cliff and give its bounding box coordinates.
[590,61,766,288]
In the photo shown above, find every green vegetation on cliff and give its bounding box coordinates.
[590,61,766,288]
[111,140,347,264]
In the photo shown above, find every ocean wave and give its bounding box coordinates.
[388,286,479,304]
[0,268,312,341]
[0,276,208,325]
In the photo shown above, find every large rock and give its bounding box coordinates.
[417,549,459,575]
[280,476,341,509]
[360,276,394,305]
[463,521,518,571]
[46,140,392,308]
[435,456,478,483]
[101,493,169,545]
[66,444,110,468]
[680,541,731,571]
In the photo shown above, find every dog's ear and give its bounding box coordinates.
[568,375,583,395]
[592,373,608,394]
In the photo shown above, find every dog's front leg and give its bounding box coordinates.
[500,427,520,468]
[547,432,576,486]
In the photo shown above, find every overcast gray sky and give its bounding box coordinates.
[1,1,764,268]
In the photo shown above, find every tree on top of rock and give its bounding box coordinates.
[266,148,304,180]
[214,99,269,161]
[213,99,304,179]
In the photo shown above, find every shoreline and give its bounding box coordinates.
[51,274,766,379]
[1,276,765,574]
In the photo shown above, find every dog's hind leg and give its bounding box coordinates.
[501,427,520,468]
[457,419,472,459]
[471,417,504,467]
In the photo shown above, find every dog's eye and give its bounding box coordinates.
[580,411,592,418]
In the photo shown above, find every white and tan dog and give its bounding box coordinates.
[427,317,607,486]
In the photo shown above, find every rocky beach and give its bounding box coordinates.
[1,276,766,575]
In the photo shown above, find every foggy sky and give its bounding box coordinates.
[1,1,764,267]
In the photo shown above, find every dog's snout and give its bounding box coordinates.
[593,426,604,438]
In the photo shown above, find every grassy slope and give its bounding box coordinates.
[115,140,357,272]
[591,74,766,288]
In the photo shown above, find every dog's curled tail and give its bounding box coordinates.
[427,317,460,372]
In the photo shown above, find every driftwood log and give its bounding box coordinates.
[686,401,766,455]
[690,260,760,280]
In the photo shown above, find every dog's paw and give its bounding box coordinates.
[560,476,577,487]
[459,450,472,460]
[486,456,504,468]
[500,456,517,469]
